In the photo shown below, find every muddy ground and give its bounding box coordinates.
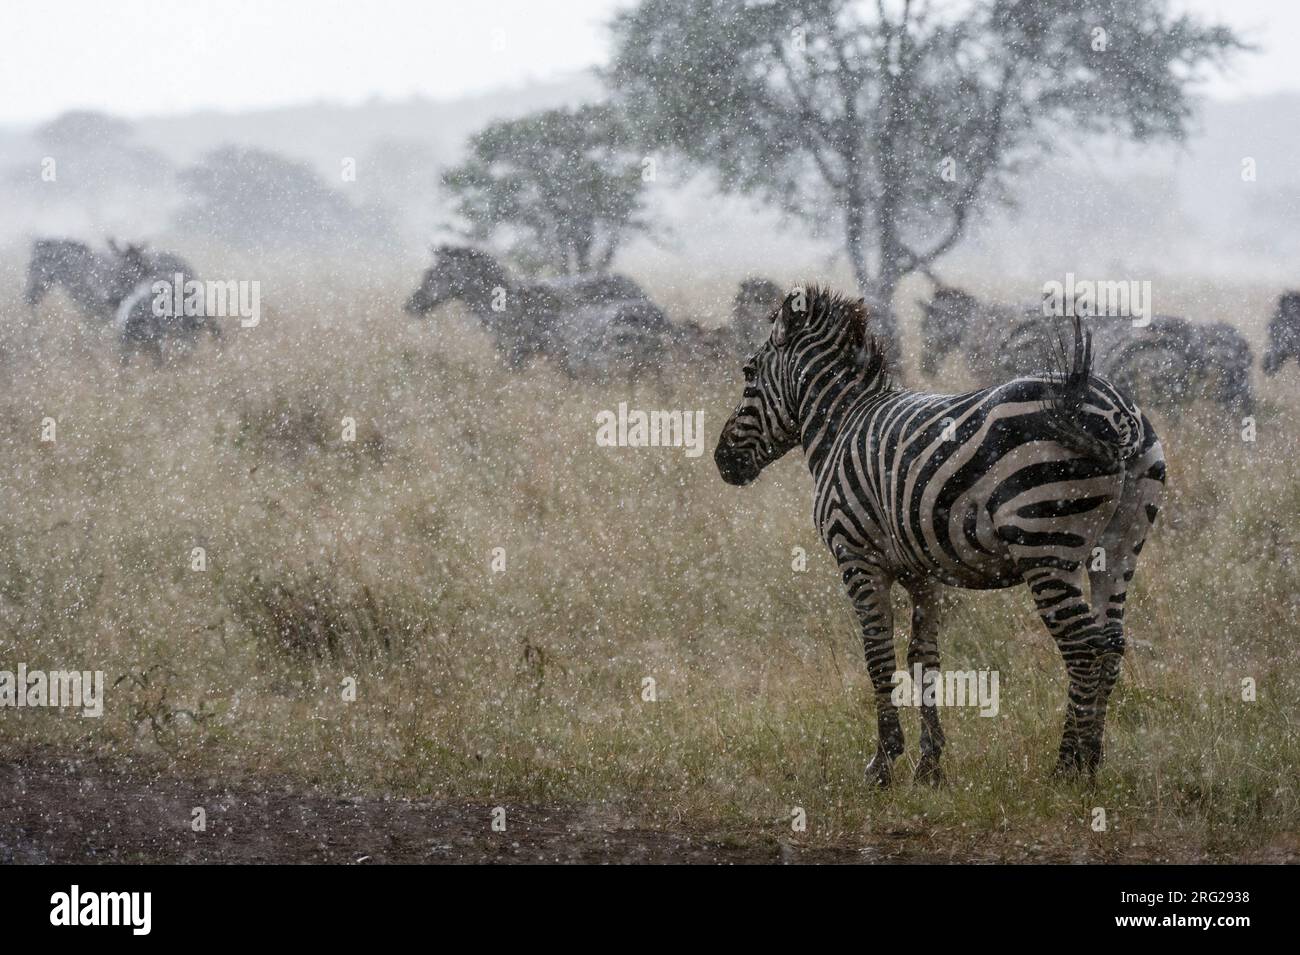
[3,747,1294,864]
[1,746,874,864]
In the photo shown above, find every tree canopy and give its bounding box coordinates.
[442,104,649,275]
[174,146,391,250]
[608,0,1243,352]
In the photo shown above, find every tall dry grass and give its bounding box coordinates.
[0,264,1297,859]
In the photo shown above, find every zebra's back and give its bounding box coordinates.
[816,375,1148,590]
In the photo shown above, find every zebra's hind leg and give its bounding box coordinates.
[1014,553,1105,779]
[905,581,946,786]
[839,555,901,786]
[1086,436,1166,773]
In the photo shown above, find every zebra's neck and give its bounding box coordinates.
[462,285,507,317]
[461,264,514,318]
[792,351,888,479]
[64,270,112,310]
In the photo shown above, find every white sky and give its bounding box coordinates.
[0,0,1296,125]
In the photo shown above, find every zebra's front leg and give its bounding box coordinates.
[906,582,946,786]
[840,557,901,786]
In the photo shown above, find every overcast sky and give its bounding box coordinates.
[1,0,1296,125]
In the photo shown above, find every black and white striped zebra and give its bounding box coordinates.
[715,287,1166,783]
[111,243,219,365]
[25,239,122,322]
[918,286,1255,415]
[403,245,667,379]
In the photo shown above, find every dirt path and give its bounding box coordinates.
[6,747,1294,864]
[0,747,881,864]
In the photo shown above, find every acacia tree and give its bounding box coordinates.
[443,104,649,275]
[608,0,1242,355]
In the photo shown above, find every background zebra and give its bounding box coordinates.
[26,237,218,363]
[111,242,220,364]
[715,287,1166,783]
[24,238,128,323]
[731,277,783,354]
[403,244,668,379]
[918,285,1256,415]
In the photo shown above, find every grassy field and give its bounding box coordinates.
[1,264,1297,861]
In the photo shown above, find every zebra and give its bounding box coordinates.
[669,319,739,363]
[1264,291,1300,376]
[539,270,651,307]
[26,238,219,361]
[110,242,220,365]
[403,245,668,378]
[24,239,124,322]
[715,286,1166,784]
[918,286,1256,415]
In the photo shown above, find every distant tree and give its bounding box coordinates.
[36,110,136,151]
[608,0,1244,354]
[174,146,391,249]
[442,104,649,275]
[6,111,172,221]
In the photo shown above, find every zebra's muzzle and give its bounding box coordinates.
[714,445,758,486]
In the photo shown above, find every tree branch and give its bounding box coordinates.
[908,60,1018,269]
[771,44,849,193]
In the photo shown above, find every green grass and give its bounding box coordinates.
[1,267,1297,860]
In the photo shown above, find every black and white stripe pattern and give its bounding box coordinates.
[716,287,1166,783]
[112,244,217,365]
[25,239,133,323]
[919,287,1255,415]
[404,245,669,379]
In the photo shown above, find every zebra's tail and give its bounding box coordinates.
[1044,315,1142,466]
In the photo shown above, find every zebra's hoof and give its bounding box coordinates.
[865,755,894,788]
[1078,738,1104,776]
[1051,751,1088,780]
[914,757,945,787]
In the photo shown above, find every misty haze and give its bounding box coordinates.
[1,0,1297,893]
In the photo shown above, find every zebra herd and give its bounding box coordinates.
[918,285,1263,417]
[716,286,1167,782]
[24,237,775,374]
[403,244,775,378]
[24,238,219,363]
[23,237,1300,397]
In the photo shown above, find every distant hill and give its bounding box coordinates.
[1,77,1296,288]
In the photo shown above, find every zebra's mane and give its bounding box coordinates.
[793,284,895,391]
[436,244,508,278]
[33,238,92,258]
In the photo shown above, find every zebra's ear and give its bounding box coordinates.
[772,287,807,347]
[771,307,789,346]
